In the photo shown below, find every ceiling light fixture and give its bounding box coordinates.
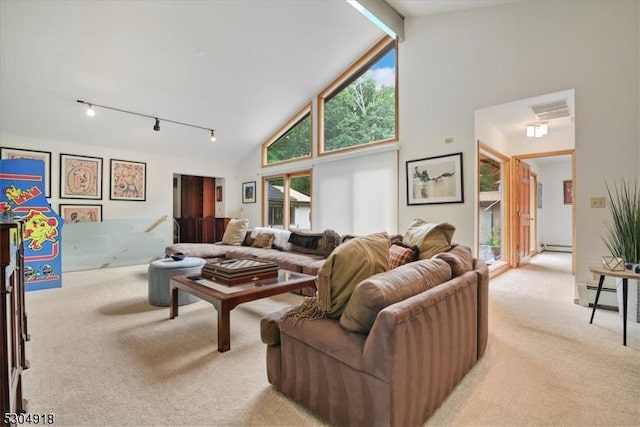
[76,99,216,142]
[526,122,548,138]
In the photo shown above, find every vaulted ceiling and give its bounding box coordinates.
[1,0,528,164]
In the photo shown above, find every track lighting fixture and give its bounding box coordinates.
[76,99,216,142]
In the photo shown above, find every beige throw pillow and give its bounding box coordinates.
[316,232,390,319]
[221,218,249,245]
[403,219,455,259]
[252,232,275,248]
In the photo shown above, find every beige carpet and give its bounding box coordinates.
[23,253,639,426]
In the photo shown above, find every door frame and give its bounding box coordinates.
[510,149,576,274]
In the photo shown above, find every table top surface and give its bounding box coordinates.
[588,265,640,279]
[170,270,316,301]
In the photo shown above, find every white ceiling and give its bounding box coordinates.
[1,0,533,164]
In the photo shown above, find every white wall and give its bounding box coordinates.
[399,0,639,286]
[530,159,573,248]
[0,133,240,247]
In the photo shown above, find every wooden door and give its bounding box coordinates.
[517,160,531,266]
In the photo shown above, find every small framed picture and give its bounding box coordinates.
[242,181,256,204]
[216,185,223,202]
[60,153,103,199]
[110,159,146,201]
[406,152,464,205]
[1,147,52,197]
[59,204,102,222]
[563,180,573,205]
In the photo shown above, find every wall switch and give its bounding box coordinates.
[444,137,454,144]
[590,197,606,208]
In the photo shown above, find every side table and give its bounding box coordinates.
[588,265,640,346]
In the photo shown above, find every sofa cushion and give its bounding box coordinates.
[221,218,249,245]
[403,219,455,259]
[388,242,419,269]
[433,244,473,277]
[164,243,228,259]
[316,232,390,318]
[252,232,275,248]
[340,258,452,334]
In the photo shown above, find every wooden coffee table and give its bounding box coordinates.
[169,269,315,352]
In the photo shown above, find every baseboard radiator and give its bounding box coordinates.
[576,283,618,310]
[540,243,573,253]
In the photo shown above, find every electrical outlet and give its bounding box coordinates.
[590,197,606,208]
[444,137,454,144]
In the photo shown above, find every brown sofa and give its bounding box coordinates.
[165,227,334,275]
[260,245,489,427]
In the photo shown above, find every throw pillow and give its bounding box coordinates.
[252,232,275,249]
[388,242,419,269]
[340,258,452,334]
[283,232,390,322]
[289,229,342,256]
[433,244,473,277]
[288,230,322,249]
[252,227,292,251]
[403,218,455,259]
[221,218,249,246]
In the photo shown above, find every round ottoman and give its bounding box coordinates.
[148,257,205,307]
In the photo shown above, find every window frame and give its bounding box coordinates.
[262,170,313,229]
[261,102,313,167]
[317,35,398,156]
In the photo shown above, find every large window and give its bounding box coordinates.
[478,146,509,267]
[318,36,397,155]
[264,171,312,229]
[262,103,312,167]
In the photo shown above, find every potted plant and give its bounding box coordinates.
[602,178,640,322]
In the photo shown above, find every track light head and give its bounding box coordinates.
[210,130,216,142]
[153,118,160,132]
[86,104,95,117]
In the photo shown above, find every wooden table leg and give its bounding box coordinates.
[590,274,605,324]
[622,278,627,346]
[212,300,231,352]
[169,285,179,319]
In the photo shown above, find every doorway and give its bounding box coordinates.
[173,174,227,243]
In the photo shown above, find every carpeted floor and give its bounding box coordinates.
[23,253,640,426]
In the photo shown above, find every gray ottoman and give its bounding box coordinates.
[148,257,205,306]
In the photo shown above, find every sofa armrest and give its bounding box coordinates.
[260,306,295,346]
[362,271,479,382]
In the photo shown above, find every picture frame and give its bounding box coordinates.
[537,182,543,208]
[406,152,464,205]
[110,159,146,201]
[242,181,256,204]
[563,180,573,205]
[59,204,102,223]
[216,185,223,202]
[59,153,103,199]
[1,147,52,197]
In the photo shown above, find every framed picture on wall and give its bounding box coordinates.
[1,147,52,197]
[59,204,102,223]
[563,180,573,205]
[406,152,464,205]
[59,153,103,199]
[242,181,256,203]
[537,182,543,208]
[110,159,146,201]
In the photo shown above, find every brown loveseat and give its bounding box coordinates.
[260,244,489,427]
